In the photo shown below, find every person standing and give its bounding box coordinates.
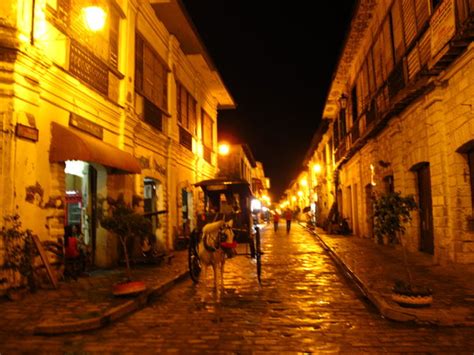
[273,211,280,232]
[284,209,293,233]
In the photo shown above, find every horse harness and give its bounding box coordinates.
[203,224,232,253]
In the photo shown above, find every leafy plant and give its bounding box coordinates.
[373,192,422,292]
[0,214,37,292]
[373,192,417,245]
[100,198,152,281]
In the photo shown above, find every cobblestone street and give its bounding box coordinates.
[1,224,474,353]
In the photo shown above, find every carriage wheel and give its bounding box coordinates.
[255,227,262,284]
[188,230,201,283]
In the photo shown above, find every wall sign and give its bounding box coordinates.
[16,124,39,142]
[69,113,104,139]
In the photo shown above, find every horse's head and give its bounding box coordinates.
[219,219,234,244]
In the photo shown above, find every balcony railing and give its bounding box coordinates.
[334,0,474,165]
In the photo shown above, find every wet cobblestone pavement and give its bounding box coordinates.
[1,223,474,353]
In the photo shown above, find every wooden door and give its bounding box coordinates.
[417,164,434,254]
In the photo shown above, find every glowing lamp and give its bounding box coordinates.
[218,143,230,156]
[313,164,322,174]
[83,5,107,32]
[251,198,262,212]
[300,178,308,187]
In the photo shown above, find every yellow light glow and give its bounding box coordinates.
[297,191,303,197]
[218,143,230,155]
[83,6,107,32]
[370,163,377,186]
[300,178,308,187]
[291,196,297,202]
[313,163,322,174]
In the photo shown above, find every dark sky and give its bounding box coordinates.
[181,1,356,201]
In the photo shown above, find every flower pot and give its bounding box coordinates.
[391,292,433,308]
[112,281,146,296]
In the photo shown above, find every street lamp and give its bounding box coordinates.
[313,163,322,174]
[218,143,230,156]
[339,93,348,110]
[83,4,107,32]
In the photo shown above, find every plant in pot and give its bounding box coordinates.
[100,198,152,296]
[373,191,433,307]
[1,214,37,299]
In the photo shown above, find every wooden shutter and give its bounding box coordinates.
[361,62,370,110]
[203,111,213,148]
[109,10,119,68]
[176,82,182,124]
[415,0,430,30]
[189,97,196,135]
[135,35,143,92]
[367,52,376,95]
[180,85,187,128]
[407,45,421,80]
[382,18,394,78]
[391,0,405,63]
[373,33,384,89]
[418,28,431,67]
[143,44,154,102]
[402,0,417,48]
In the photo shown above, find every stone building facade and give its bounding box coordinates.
[0,0,233,290]
[304,0,474,264]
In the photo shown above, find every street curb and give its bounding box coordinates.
[305,226,474,327]
[34,271,190,335]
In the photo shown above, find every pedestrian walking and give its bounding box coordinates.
[273,211,280,232]
[284,209,293,233]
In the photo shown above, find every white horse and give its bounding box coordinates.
[198,218,235,297]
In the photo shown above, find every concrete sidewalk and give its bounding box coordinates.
[0,250,189,336]
[306,225,474,326]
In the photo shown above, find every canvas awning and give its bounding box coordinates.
[49,122,141,174]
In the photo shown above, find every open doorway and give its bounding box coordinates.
[64,161,98,265]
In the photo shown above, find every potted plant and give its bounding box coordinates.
[100,198,152,296]
[0,214,37,299]
[373,191,433,307]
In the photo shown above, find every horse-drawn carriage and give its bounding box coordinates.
[188,178,262,285]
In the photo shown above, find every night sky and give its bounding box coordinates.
[181,1,356,201]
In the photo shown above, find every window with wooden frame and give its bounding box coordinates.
[202,110,214,164]
[135,33,168,114]
[46,0,121,96]
[176,82,197,136]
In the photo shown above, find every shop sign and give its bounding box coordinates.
[69,113,103,139]
[16,124,39,142]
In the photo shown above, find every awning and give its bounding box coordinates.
[49,122,141,174]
